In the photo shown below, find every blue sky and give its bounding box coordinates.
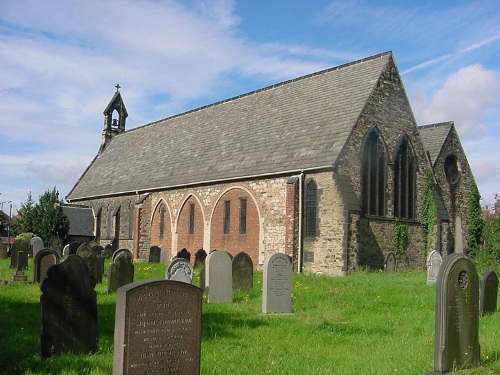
[1,0,499,215]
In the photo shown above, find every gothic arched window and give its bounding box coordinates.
[128,201,135,239]
[362,129,387,217]
[394,136,416,219]
[305,179,318,238]
[159,205,166,238]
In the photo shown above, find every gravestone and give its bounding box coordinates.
[149,246,161,263]
[10,239,29,270]
[113,279,202,375]
[427,250,443,285]
[76,243,92,257]
[85,254,104,284]
[454,216,463,254]
[40,255,98,358]
[31,236,45,259]
[199,266,205,291]
[0,243,7,259]
[91,245,104,257]
[205,250,232,303]
[384,252,396,274]
[480,269,498,316]
[108,249,135,293]
[49,236,64,256]
[232,252,253,290]
[176,248,191,262]
[432,253,480,374]
[62,244,71,257]
[159,245,167,263]
[262,253,292,314]
[68,241,81,255]
[166,258,194,284]
[103,244,114,258]
[33,248,60,284]
[12,252,29,282]
[194,249,207,268]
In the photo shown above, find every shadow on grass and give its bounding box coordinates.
[202,310,269,340]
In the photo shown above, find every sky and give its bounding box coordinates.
[1,0,499,215]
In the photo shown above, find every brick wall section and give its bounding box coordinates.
[150,200,172,258]
[176,196,204,258]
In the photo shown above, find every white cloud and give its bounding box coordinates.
[413,65,500,138]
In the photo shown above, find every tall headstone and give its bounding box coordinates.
[432,253,480,374]
[0,242,7,259]
[10,239,29,270]
[159,245,167,263]
[40,255,98,358]
[33,248,60,284]
[454,216,463,254]
[49,236,64,256]
[194,249,207,268]
[31,236,45,259]
[198,265,205,291]
[166,258,194,284]
[384,252,396,274]
[149,246,161,263]
[427,250,443,285]
[113,279,202,375]
[480,269,498,316]
[262,253,292,314]
[85,253,104,284]
[232,252,253,290]
[108,249,135,293]
[205,250,232,303]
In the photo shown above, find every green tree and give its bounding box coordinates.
[467,183,484,256]
[421,169,437,255]
[12,188,70,244]
[9,191,36,236]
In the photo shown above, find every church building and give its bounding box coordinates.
[66,51,477,275]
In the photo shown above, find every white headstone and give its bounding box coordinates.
[262,253,292,314]
[166,258,193,284]
[426,250,443,285]
[205,251,232,304]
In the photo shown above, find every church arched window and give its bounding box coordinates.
[305,179,318,238]
[128,201,135,239]
[394,136,416,220]
[362,128,387,217]
[159,205,166,238]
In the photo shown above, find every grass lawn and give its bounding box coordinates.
[0,258,499,374]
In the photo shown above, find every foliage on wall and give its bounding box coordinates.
[421,169,437,255]
[393,219,408,259]
[467,183,484,256]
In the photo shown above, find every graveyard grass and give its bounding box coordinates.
[1,259,499,375]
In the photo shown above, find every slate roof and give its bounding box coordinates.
[62,206,94,237]
[418,122,453,166]
[67,52,393,201]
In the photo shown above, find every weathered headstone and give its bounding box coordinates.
[166,258,194,284]
[149,246,161,263]
[205,250,232,303]
[199,265,205,291]
[0,242,7,259]
[103,244,114,258]
[108,249,134,293]
[33,248,60,284]
[384,252,396,274]
[10,239,29,270]
[432,253,480,374]
[262,253,292,314]
[176,248,191,262]
[12,251,29,282]
[68,241,81,255]
[232,252,253,290]
[40,255,98,358]
[480,269,498,316]
[31,236,45,259]
[85,253,104,284]
[112,279,202,375]
[427,250,443,286]
[454,216,463,254]
[91,245,104,257]
[62,244,71,257]
[49,236,64,256]
[194,248,207,268]
[76,243,92,257]
[159,245,167,263]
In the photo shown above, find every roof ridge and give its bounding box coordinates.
[418,121,454,129]
[124,51,393,135]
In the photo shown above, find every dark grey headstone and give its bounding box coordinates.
[40,255,98,358]
[232,252,253,290]
[205,251,232,304]
[194,249,207,268]
[68,241,81,255]
[480,269,498,316]
[103,244,114,258]
[148,246,161,263]
[10,239,28,269]
[176,248,191,262]
[108,250,134,293]
[199,265,205,291]
[262,253,292,314]
[33,248,60,284]
[49,236,64,256]
[85,254,105,284]
[433,253,480,374]
[166,258,194,284]
[112,279,202,375]
[427,250,443,285]
[384,252,396,274]
[92,245,104,257]
[0,243,7,259]
[31,236,44,259]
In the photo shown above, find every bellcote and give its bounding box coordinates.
[99,84,128,154]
